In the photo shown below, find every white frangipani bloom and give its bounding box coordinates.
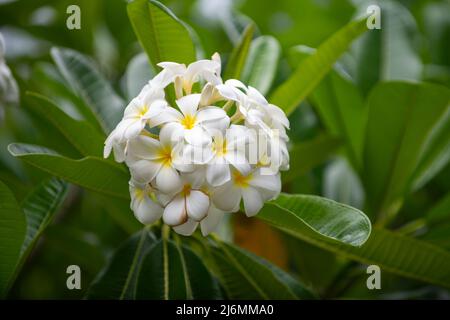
[212,168,281,217]
[162,173,210,227]
[126,126,193,194]
[104,53,290,236]
[205,124,251,186]
[174,205,225,236]
[104,84,167,160]
[217,79,289,139]
[0,32,19,120]
[152,93,229,146]
[129,181,163,225]
[156,52,222,97]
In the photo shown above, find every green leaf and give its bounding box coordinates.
[87,229,157,299]
[8,143,129,199]
[7,178,68,289]
[410,109,450,191]
[20,178,68,257]
[353,1,422,96]
[323,158,365,209]
[51,47,125,133]
[0,180,26,298]
[136,238,221,299]
[282,135,341,184]
[260,202,450,288]
[223,23,255,80]
[426,192,450,226]
[25,92,105,157]
[363,82,450,216]
[259,193,371,246]
[311,68,368,170]
[127,0,196,69]
[241,36,280,95]
[270,17,368,115]
[210,240,315,299]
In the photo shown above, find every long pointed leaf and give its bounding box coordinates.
[210,240,315,299]
[363,82,450,216]
[8,143,129,199]
[270,17,368,115]
[127,0,196,68]
[25,92,105,157]
[260,193,371,246]
[241,36,280,95]
[258,202,450,288]
[0,181,26,298]
[223,23,255,80]
[51,47,125,133]
[86,229,157,299]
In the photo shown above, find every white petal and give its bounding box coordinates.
[212,182,241,212]
[196,107,228,123]
[206,162,231,187]
[156,166,182,194]
[225,151,251,175]
[200,206,225,236]
[184,126,211,146]
[265,104,290,128]
[133,196,163,225]
[129,159,161,184]
[247,86,268,105]
[159,122,184,146]
[124,119,145,140]
[242,187,264,217]
[173,219,199,236]
[176,94,201,116]
[216,84,243,102]
[180,168,206,189]
[163,195,187,226]
[249,171,281,193]
[225,79,247,91]
[127,135,162,160]
[186,190,210,221]
[150,107,183,127]
[144,99,168,121]
[201,116,230,134]
[151,63,185,88]
[112,143,127,163]
[123,97,143,118]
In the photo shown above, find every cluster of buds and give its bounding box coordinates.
[104,53,290,236]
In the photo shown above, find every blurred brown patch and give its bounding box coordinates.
[233,214,288,269]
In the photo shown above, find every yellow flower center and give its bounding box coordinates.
[158,147,172,167]
[213,139,227,157]
[138,104,149,117]
[181,114,197,129]
[182,184,191,197]
[233,171,252,188]
[135,188,145,200]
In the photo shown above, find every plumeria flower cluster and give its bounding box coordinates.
[104,53,290,236]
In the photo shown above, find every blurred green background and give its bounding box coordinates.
[1,0,449,299]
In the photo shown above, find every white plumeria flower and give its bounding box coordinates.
[104,85,167,160]
[129,181,164,225]
[173,205,225,236]
[155,53,222,97]
[161,172,211,227]
[248,129,290,174]
[105,53,291,235]
[212,168,281,216]
[205,124,252,186]
[216,79,289,139]
[152,93,230,147]
[126,126,194,194]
